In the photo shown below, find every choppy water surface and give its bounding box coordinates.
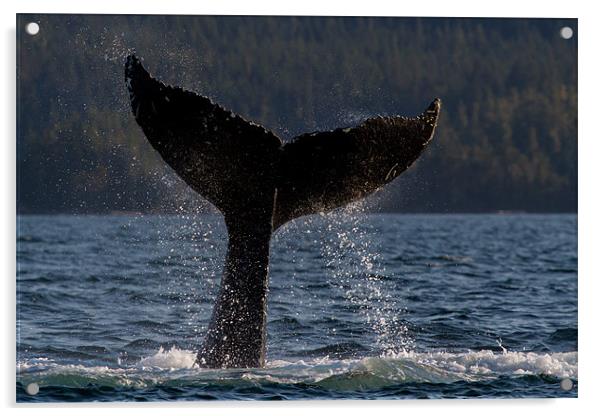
[16,213,577,401]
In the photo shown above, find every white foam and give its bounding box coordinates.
[377,349,578,380]
[138,346,197,369]
[17,348,578,389]
[264,349,577,384]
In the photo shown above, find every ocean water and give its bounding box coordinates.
[16,212,577,401]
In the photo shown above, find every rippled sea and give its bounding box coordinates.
[16,212,577,401]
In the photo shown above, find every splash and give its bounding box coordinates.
[149,214,225,342]
[138,346,197,369]
[316,203,414,353]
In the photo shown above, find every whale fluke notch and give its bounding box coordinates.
[125,54,440,368]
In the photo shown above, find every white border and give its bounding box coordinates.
[2,0,582,17]
[3,1,600,415]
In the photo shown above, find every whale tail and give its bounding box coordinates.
[125,55,440,367]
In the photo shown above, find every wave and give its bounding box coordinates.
[297,341,371,358]
[17,347,577,391]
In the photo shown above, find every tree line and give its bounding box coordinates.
[17,15,577,213]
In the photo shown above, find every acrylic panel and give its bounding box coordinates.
[16,14,577,401]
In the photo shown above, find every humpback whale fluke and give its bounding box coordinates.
[125,54,440,368]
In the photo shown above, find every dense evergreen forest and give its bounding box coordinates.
[17,15,577,214]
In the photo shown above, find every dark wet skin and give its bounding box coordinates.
[125,54,440,368]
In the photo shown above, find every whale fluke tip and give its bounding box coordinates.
[125,54,138,72]
[420,98,441,131]
[427,98,441,114]
[125,53,139,64]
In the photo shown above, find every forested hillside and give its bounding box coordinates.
[17,15,577,213]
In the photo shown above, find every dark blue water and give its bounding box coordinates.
[16,212,577,401]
